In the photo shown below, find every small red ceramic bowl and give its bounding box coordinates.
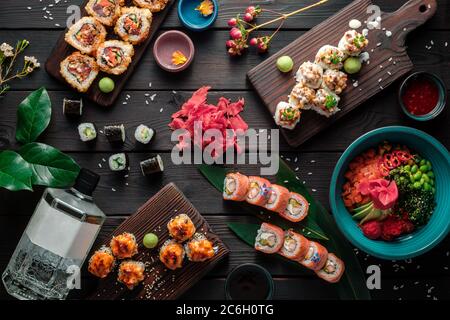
[153,30,194,72]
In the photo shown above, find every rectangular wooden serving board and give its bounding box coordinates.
[88,183,229,300]
[45,0,175,107]
[247,0,437,148]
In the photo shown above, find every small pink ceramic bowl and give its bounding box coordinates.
[153,30,194,72]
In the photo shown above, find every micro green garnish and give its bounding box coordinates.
[353,35,366,49]
[325,95,337,109]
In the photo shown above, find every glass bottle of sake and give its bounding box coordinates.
[2,169,105,300]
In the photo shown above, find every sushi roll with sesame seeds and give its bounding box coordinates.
[311,88,340,118]
[274,101,301,130]
[315,45,346,70]
[315,253,345,283]
[185,233,217,262]
[96,40,134,75]
[159,239,185,270]
[279,230,310,261]
[86,0,124,27]
[322,69,348,94]
[295,61,323,89]
[299,241,328,271]
[60,52,99,92]
[104,124,126,143]
[117,260,145,290]
[246,176,272,207]
[167,214,196,242]
[280,192,309,222]
[78,123,97,142]
[265,184,290,214]
[338,30,369,56]
[64,17,107,55]
[223,172,249,201]
[288,82,316,110]
[132,0,168,13]
[255,223,284,254]
[114,7,152,45]
[88,246,116,278]
[108,153,128,171]
[134,124,154,144]
[110,232,138,259]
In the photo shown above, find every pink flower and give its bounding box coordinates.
[359,179,398,210]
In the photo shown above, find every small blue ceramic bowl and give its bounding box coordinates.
[178,0,218,31]
[330,126,450,260]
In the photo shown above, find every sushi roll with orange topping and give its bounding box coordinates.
[223,172,249,201]
[295,61,323,89]
[255,223,284,254]
[315,253,345,283]
[274,102,301,130]
[315,45,346,70]
[65,17,106,55]
[60,52,99,92]
[159,239,185,270]
[114,7,153,45]
[280,192,309,222]
[265,184,290,214]
[117,260,145,289]
[299,241,328,271]
[279,230,310,261]
[88,246,116,278]
[132,0,169,13]
[289,82,316,110]
[185,233,217,262]
[338,30,369,56]
[110,232,138,259]
[322,69,348,94]
[167,214,196,242]
[96,40,134,75]
[246,176,272,207]
[86,0,124,27]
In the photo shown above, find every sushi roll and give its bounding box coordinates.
[311,88,340,118]
[88,246,116,278]
[185,233,217,262]
[108,153,128,171]
[78,123,97,142]
[254,222,284,254]
[246,176,272,207]
[299,241,328,271]
[274,101,301,130]
[104,124,126,143]
[134,124,154,144]
[295,61,323,89]
[159,239,185,270]
[167,213,196,242]
[132,0,169,13]
[117,260,145,290]
[110,232,138,259]
[322,69,348,94]
[315,253,345,283]
[315,45,346,70]
[140,155,164,176]
[96,40,134,75]
[288,83,316,110]
[338,30,369,56]
[85,0,123,27]
[63,98,83,117]
[60,52,99,92]
[279,230,310,261]
[223,172,249,201]
[281,192,309,223]
[265,184,290,214]
[64,17,107,55]
[114,7,153,45]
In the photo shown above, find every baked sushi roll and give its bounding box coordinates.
[315,45,346,70]
[223,172,249,201]
[108,153,128,171]
[88,246,116,278]
[115,7,152,45]
[255,223,284,254]
[295,61,323,89]
[134,124,154,144]
[315,253,345,283]
[338,30,369,56]
[132,0,169,13]
[167,214,196,242]
[78,123,97,142]
[279,230,310,261]
[117,260,145,289]
[64,17,106,55]
[246,176,272,207]
[280,192,309,222]
[322,69,348,94]
[86,0,123,27]
[312,88,340,118]
[299,241,328,271]
[60,52,99,92]
[110,232,139,259]
[265,184,290,214]
[96,40,134,75]
[289,83,316,110]
[185,233,217,262]
[274,101,301,130]
[159,239,185,270]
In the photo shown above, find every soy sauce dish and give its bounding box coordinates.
[153,30,194,72]
[178,0,219,31]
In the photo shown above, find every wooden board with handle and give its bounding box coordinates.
[247,0,437,148]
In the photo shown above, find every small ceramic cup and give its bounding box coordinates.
[178,0,219,31]
[153,30,194,72]
[225,263,274,300]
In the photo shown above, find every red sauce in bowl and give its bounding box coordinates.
[402,77,439,116]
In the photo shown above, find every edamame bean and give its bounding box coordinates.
[424,182,432,191]
[413,182,422,189]
[429,179,434,186]
[427,171,434,178]
[422,174,430,183]
[419,165,429,172]
[411,165,418,173]
[413,172,422,180]
[403,165,411,172]
[420,159,426,166]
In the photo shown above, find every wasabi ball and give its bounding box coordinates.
[143,233,158,249]
[276,56,294,73]
[344,57,362,74]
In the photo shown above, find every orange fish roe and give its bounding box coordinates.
[117,260,145,290]
[186,236,215,262]
[88,247,115,278]
[110,232,138,259]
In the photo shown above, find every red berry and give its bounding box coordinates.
[249,38,257,46]
[243,12,253,22]
[227,18,237,27]
[361,220,382,240]
[245,6,256,15]
[226,40,236,48]
[230,27,242,40]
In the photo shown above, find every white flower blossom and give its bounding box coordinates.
[24,55,40,68]
[0,42,14,57]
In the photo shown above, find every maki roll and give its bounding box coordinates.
[265,184,290,214]
[315,253,345,283]
[167,213,196,242]
[315,45,346,70]
[254,223,284,254]
[246,176,272,207]
[280,192,309,222]
[299,241,328,271]
[108,153,128,171]
[140,155,164,176]
[88,246,116,278]
[223,172,249,201]
[279,230,310,261]
[63,98,83,117]
[104,124,126,143]
[86,0,123,27]
[64,16,107,55]
[110,232,138,259]
[274,101,301,130]
[288,83,316,110]
[78,123,97,142]
[312,88,340,118]
[322,69,348,94]
[295,61,323,89]
[117,260,145,290]
[132,0,169,13]
[159,239,185,270]
[114,7,153,45]
[338,30,369,56]
[96,40,134,75]
[60,52,99,92]
[185,233,216,262]
[134,124,154,144]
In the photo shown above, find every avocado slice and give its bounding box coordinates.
[352,202,373,213]
[360,209,383,224]
[352,203,374,220]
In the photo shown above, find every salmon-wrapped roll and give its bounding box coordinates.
[315,253,345,283]
[280,192,309,222]
[265,184,290,214]
[255,223,284,254]
[223,172,249,201]
[246,176,271,207]
[279,230,310,261]
[299,241,328,271]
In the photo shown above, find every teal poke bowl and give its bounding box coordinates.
[178,0,219,31]
[330,126,450,260]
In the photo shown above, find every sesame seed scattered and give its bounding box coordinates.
[159,108,163,113]
[122,101,127,105]
[27,6,32,9]
[112,188,116,192]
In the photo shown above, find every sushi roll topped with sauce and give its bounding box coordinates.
[315,253,345,283]
[88,246,116,278]
[223,172,249,201]
[246,176,272,207]
[133,0,169,13]
[255,223,284,254]
[315,45,346,70]
[159,239,185,270]
[65,17,107,55]
[167,214,196,242]
[96,40,134,75]
[322,69,348,94]
[338,30,369,56]
[117,260,145,289]
[295,61,323,89]
[274,101,301,130]
[60,52,99,92]
[312,88,340,118]
[110,232,139,259]
[114,7,153,45]
[289,82,316,110]
[86,0,123,27]
[185,233,216,262]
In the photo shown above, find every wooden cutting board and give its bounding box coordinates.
[88,183,229,300]
[45,0,175,107]
[247,0,437,148]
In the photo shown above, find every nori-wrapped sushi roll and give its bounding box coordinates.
[104,124,126,143]
[78,123,97,142]
[108,153,128,171]
[63,98,83,117]
[134,124,154,144]
[140,154,164,176]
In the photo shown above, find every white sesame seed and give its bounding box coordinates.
[27,6,32,9]
[145,100,149,105]
[112,188,116,192]
[159,108,163,113]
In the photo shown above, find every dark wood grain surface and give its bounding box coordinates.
[0,0,449,300]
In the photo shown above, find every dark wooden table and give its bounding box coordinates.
[0,0,449,300]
